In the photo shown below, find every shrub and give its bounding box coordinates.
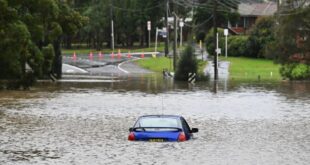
[280,63,310,80]
[247,16,275,58]
[175,45,198,81]
[42,44,55,75]
[227,35,249,57]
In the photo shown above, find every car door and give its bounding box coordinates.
[180,117,192,140]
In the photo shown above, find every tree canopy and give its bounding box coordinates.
[0,0,86,87]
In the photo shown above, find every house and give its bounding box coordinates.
[229,2,277,35]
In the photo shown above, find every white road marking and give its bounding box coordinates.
[117,57,141,74]
[63,64,88,73]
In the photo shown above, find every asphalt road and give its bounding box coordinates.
[62,50,229,80]
[62,53,156,77]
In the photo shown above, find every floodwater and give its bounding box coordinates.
[0,76,310,165]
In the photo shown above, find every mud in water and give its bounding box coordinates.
[0,78,309,165]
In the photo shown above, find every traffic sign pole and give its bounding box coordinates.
[147,21,151,48]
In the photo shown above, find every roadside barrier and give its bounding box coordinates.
[98,51,103,58]
[89,52,93,60]
[127,51,132,58]
[188,72,196,84]
[72,52,77,60]
[118,49,122,59]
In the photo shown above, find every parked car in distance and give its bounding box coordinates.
[128,115,198,142]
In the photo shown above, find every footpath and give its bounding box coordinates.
[194,46,230,80]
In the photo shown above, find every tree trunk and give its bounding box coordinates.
[65,35,72,49]
[53,37,62,79]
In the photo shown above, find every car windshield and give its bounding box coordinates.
[136,117,180,128]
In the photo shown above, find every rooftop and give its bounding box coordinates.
[238,2,277,16]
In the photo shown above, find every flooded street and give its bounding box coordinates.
[0,77,310,165]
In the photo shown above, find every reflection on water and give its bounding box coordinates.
[0,76,309,164]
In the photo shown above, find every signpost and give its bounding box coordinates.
[147,21,151,48]
[155,28,158,53]
[224,29,228,58]
[179,18,184,48]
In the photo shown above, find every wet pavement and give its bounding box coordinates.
[0,78,310,165]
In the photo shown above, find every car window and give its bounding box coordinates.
[136,117,180,128]
[181,118,191,133]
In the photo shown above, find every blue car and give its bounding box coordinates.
[128,115,198,142]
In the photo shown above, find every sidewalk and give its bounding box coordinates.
[204,60,230,80]
[193,46,230,80]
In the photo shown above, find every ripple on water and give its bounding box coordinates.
[0,81,309,164]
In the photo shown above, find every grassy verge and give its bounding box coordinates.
[198,60,208,75]
[135,56,281,81]
[222,56,281,80]
[135,57,173,72]
[135,57,208,75]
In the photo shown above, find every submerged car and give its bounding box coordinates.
[128,115,198,142]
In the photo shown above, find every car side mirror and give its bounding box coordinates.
[129,128,133,132]
[191,128,198,133]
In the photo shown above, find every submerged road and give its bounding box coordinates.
[62,53,156,77]
[1,80,309,164]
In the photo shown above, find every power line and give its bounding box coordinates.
[111,3,164,13]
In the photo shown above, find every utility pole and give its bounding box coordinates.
[179,18,184,49]
[165,0,169,57]
[213,0,218,80]
[110,0,115,51]
[173,13,177,71]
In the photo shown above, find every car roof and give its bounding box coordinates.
[138,115,182,119]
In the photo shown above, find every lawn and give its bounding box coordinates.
[135,57,174,73]
[135,56,208,75]
[135,56,280,81]
[223,57,281,80]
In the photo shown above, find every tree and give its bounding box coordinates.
[194,0,240,41]
[0,0,30,79]
[175,45,198,81]
[0,0,86,87]
[271,1,310,80]
[247,16,275,58]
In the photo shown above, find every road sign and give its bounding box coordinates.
[160,28,167,38]
[179,19,184,27]
[224,29,228,36]
[216,48,221,54]
[188,72,196,84]
[147,21,151,31]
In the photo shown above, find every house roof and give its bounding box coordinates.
[229,27,245,35]
[238,2,277,16]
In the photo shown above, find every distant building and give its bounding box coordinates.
[229,2,277,35]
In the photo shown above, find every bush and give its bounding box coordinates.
[196,31,206,42]
[280,63,310,80]
[227,35,249,57]
[247,16,275,58]
[175,45,198,81]
[42,44,55,75]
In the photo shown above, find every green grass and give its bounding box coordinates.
[222,57,281,80]
[135,56,281,81]
[135,57,174,72]
[198,60,207,75]
[135,57,208,75]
